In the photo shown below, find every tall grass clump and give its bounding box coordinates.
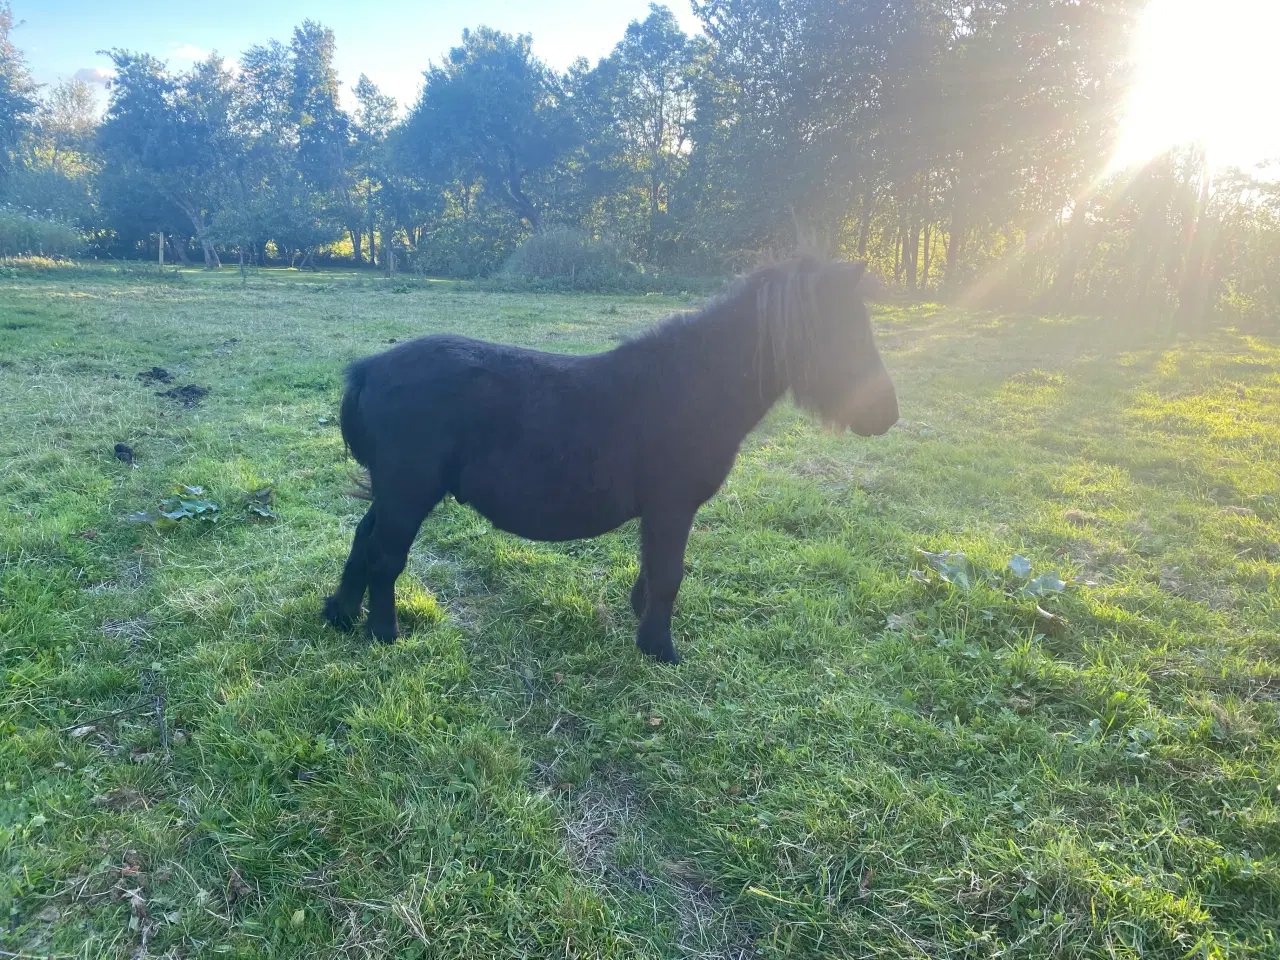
[487,225,724,295]
[490,226,643,291]
[0,207,84,259]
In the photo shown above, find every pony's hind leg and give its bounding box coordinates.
[363,479,444,644]
[324,504,377,631]
[629,562,647,618]
[634,508,695,664]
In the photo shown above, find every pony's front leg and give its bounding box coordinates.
[630,564,647,618]
[634,508,695,664]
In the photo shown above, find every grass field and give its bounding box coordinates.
[2,264,1278,959]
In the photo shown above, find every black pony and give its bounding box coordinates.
[324,257,898,663]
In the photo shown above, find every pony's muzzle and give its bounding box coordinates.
[847,376,899,437]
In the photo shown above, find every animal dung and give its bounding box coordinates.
[156,384,210,407]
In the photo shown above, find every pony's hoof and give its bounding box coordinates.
[365,623,399,645]
[636,629,681,664]
[322,595,358,632]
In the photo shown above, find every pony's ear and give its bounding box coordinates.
[833,260,868,285]
[822,260,868,295]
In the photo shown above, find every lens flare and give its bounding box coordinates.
[1110,0,1280,173]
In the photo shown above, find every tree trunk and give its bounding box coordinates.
[351,227,363,266]
[512,186,541,234]
[857,190,873,259]
[905,223,920,291]
[505,149,542,234]
[172,198,220,269]
[922,224,932,288]
[1052,204,1086,307]
[199,239,221,269]
[946,214,967,290]
[1176,152,1214,325]
[894,223,904,284]
[167,236,192,266]
[649,169,661,260]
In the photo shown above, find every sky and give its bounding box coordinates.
[10,0,703,112]
[1109,0,1280,175]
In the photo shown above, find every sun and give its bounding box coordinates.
[1110,0,1280,174]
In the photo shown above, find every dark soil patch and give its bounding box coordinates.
[136,367,173,384]
[156,385,209,407]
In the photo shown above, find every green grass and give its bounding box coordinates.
[1,265,1277,959]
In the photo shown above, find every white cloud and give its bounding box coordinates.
[167,42,211,66]
[72,67,112,89]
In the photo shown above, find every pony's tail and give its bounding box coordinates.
[340,359,375,500]
[348,471,373,501]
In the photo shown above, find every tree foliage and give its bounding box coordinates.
[0,2,1275,321]
[98,50,239,265]
[0,2,36,187]
[405,27,577,235]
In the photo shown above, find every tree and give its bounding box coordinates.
[688,0,886,256]
[597,4,697,258]
[348,74,396,266]
[229,25,350,267]
[41,79,96,169]
[405,27,578,234]
[4,78,101,230]
[290,22,350,203]
[0,1,36,190]
[99,50,239,266]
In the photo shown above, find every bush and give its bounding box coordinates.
[0,208,83,259]
[411,223,516,279]
[491,226,643,291]
[484,227,726,295]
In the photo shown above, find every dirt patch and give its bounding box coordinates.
[663,861,757,960]
[561,774,641,881]
[102,617,152,648]
[1057,537,1127,580]
[92,786,150,812]
[1065,509,1097,528]
[406,542,487,631]
[557,773,756,960]
[156,384,209,407]
[1156,566,1238,610]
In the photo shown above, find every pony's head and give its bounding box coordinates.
[756,258,899,436]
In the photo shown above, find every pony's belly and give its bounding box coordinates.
[465,490,635,542]
[454,459,637,543]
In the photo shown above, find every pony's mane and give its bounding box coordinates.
[617,256,843,405]
[718,255,828,323]
[629,255,833,343]
[745,257,829,394]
